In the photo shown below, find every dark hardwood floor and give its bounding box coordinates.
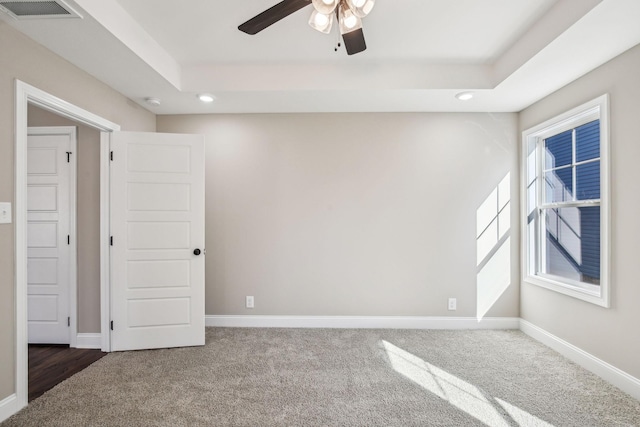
[28,345,107,402]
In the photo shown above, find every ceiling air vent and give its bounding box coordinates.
[0,0,82,19]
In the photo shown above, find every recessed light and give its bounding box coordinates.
[455,91,474,101]
[198,94,215,103]
[144,97,161,107]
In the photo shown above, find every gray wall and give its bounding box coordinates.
[0,21,155,401]
[27,105,101,334]
[519,44,640,379]
[158,113,520,319]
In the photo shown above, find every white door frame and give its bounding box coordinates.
[14,80,120,410]
[27,126,77,346]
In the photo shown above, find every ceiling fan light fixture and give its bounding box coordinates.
[346,0,374,18]
[311,0,338,15]
[309,9,334,34]
[238,0,368,55]
[338,3,361,34]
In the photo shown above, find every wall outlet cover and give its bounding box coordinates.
[0,202,11,224]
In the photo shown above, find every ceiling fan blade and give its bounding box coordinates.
[239,0,312,35]
[342,28,367,55]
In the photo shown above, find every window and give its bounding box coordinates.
[522,95,609,307]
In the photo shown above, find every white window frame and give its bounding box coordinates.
[521,94,610,307]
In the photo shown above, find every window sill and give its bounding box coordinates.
[523,274,609,308]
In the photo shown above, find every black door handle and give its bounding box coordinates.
[193,248,201,256]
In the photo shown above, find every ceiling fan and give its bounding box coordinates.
[238,0,376,55]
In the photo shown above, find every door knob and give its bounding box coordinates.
[193,248,201,256]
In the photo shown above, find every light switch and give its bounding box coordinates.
[0,202,12,224]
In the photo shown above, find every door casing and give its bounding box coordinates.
[14,80,120,412]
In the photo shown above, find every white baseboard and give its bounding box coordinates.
[205,315,520,330]
[0,393,23,423]
[74,333,102,349]
[520,319,640,401]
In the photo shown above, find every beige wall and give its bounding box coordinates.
[0,22,155,400]
[519,44,640,378]
[158,113,520,318]
[27,105,101,334]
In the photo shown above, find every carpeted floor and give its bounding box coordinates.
[3,328,640,426]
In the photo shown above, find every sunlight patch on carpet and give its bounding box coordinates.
[381,340,554,427]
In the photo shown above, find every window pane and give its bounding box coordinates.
[541,206,600,285]
[545,168,573,203]
[576,120,600,162]
[544,130,572,169]
[576,161,600,200]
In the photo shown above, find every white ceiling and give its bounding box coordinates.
[114,0,554,64]
[2,0,640,114]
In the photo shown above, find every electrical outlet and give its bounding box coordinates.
[0,202,11,224]
[448,298,457,311]
[246,296,254,309]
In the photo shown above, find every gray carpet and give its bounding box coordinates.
[3,328,640,426]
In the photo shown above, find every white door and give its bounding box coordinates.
[110,131,205,351]
[27,127,76,344]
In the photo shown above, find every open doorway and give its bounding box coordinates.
[27,105,101,346]
[15,80,120,411]
[25,105,106,400]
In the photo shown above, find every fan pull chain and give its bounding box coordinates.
[334,31,342,53]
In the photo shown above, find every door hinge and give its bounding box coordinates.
[110,151,113,161]
[110,236,113,246]
[67,317,70,327]
[110,320,114,331]
[67,235,70,245]
[66,151,72,163]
